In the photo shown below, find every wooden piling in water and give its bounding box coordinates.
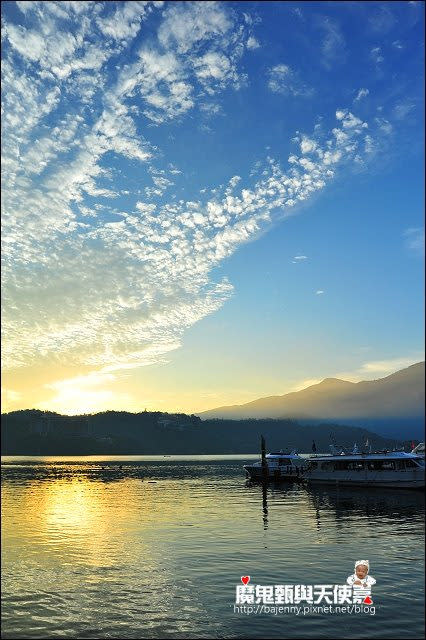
[261,435,268,481]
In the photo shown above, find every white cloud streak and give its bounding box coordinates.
[355,88,369,102]
[317,16,345,69]
[371,46,384,64]
[404,228,425,256]
[267,64,313,97]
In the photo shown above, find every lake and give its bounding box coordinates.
[1,455,424,638]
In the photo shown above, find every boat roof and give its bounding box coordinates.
[308,451,423,461]
[266,452,300,457]
[412,442,425,452]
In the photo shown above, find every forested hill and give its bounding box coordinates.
[1,409,410,455]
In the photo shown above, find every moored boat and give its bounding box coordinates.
[244,450,306,481]
[303,446,424,489]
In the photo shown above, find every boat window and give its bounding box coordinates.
[405,459,419,468]
[321,461,334,471]
[367,460,395,471]
[396,460,420,470]
[332,461,363,471]
[279,459,291,466]
[308,462,318,470]
[334,461,349,470]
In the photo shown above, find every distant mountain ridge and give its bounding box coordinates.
[198,362,425,439]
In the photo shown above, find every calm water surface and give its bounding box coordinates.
[1,455,425,639]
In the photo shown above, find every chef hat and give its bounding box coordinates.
[355,560,369,569]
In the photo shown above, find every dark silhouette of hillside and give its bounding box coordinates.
[1,409,410,455]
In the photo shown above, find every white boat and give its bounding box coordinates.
[303,445,425,489]
[244,450,306,481]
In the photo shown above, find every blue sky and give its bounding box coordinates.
[1,1,424,414]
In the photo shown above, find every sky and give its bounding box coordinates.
[1,0,424,416]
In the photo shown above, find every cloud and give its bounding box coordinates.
[358,357,422,376]
[317,16,345,69]
[367,5,396,34]
[193,50,244,93]
[393,101,416,120]
[325,355,424,384]
[200,102,223,117]
[145,172,174,198]
[110,2,253,124]
[1,387,22,410]
[404,228,425,256]
[299,136,317,154]
[293,255,308,262]
[267,64,313,97]
[2,2,121,79]
[288,377,323,392]
[291,7,303,19]
[316,290,325,295]
[96,1,154,42]
[335,109,365,129]
[370,46,384,65]
[246,36,260,50]
[1,3,374,386]
[158,1,232,54]
[2,105,371,372]
[374,117,393,135]
[354,88,369,102]
[120,48,194,124]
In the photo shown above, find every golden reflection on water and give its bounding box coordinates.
[2,474,176,571]
[43,480,100,531]
[2,466,243,583]
[2,471,213,636]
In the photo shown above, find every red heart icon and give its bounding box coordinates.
[363,596,373,604]
[241,576,250,585]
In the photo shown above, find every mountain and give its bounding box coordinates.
[198,362,425,439]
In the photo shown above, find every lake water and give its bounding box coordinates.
[1,455,425,639]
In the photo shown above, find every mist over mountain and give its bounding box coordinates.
[198,362,425,440]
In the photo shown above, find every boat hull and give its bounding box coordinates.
[244,465,305,481]
[305,478,424,489]
[304,469,424,489]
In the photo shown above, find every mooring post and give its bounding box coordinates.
[262,481,268,530]
[261,434,268,482]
